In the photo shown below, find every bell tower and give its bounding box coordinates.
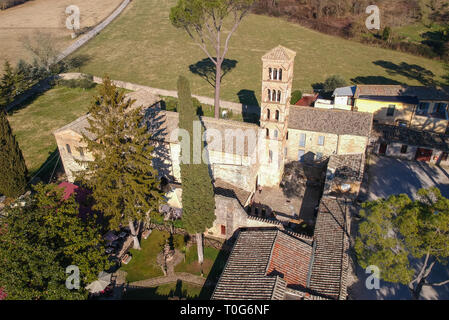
[258,45,296,187]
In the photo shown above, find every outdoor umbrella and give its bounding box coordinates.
[86,272,112,293]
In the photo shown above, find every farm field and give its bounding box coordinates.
[70,0,448,104]
[0,0,123,67]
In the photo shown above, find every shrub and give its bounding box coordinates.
[290,90,303,105]
[323,75,347,93]
[382,27,392,41]
[57,74,95,89]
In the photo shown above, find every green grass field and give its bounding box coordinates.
[7,85,97,176]
[70,0,447,104]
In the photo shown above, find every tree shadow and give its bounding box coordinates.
[351,76,403,85]
[189,58,238,88]
[66,54,92,72]
[372,60,437,86]
[237,89,260,125]
[29,147,62,185]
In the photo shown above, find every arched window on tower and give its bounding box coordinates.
[266,128,269,137]
[268,68,272,80]
[277,90,281,102]
[273,69,278,81]
[279,69,283,81]
[275,110,280,121]
[274,130,278,139]
[267,109,271,120]
[267,89,271,102]
[271,90,276,102]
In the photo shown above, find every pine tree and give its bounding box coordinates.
[0,61,21,107]
[77,77,164,249]
[0,109,28,198]
[177,76,215,266]
[355,187,449,299]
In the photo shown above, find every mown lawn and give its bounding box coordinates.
[174,245,220,278]
[123,281,203,300]
[7,85,97,176]
[120,229,170,282]
[70,0,447,104]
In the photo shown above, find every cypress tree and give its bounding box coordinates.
[177,76,215,266]
[77,77,164,249]
[0,109,28,198]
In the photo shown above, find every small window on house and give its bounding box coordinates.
[400,145,408,154]
[275,110,280,121]
[266,128,269,138]
[298,150,305,162]
[299,133,306,147]
[221,225,226,235]
[66,144,72,154]
[417,102,430,115]
[387,105,395,116]
[318,136,325,146]
[435,103,447,118]
[279,69,283,81]
[268,68,272,80]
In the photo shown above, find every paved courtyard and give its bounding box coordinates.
[352,155,449,300]
[360,154,449,201]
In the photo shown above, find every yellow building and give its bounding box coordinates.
[351,85,449,134]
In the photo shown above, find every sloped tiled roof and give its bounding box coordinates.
[354,85,449,101]
[372,123,449,152]
[309,197,350,300]
[211,229,312,300]
[288,105,373,137]
[262,45,296,61]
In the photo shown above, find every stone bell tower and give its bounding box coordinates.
[258,45,296,187]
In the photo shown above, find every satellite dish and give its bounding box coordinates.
[340,184,351,192]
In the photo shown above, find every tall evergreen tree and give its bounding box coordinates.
[77,77,164,249]
[0,109,28,198]
[0,60,22,107]
[177,76,215,266]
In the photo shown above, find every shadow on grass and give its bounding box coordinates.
[124,280,202,300]
[189,58,238,88]
[29,147,62,185]
[198,243,232,300]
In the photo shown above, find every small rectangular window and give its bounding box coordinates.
[299,133,306,147]
[269,150,273,163]
[400,145,408,154]
[318,136,325,146]
[221,225,226,235]
[66,144,71,154]
[79,147,84,157]
[387,105,395,116]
